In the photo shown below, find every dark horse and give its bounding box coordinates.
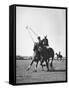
[27,46,54,72]
[56,53,63,61]
[40,47,54,71]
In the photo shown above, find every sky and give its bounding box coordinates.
[16,6,66,57]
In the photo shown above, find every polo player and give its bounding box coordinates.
[42,35,49,48]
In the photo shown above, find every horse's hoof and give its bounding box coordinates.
[51,68,55,71]
[33,70,37,72]
[26,68,29,71]
[41,69,45,71]
[47,69,49,72]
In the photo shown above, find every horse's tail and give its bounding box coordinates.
[48,47,54,57]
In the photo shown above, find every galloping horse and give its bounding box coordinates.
[27,46,54,72]
[40,47,54,71]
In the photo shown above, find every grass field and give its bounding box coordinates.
[16,59,66,84]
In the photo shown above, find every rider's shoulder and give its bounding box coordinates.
[41,39,44,42]
[34,42,38,45]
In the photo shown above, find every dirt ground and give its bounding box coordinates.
[16,59,66,84]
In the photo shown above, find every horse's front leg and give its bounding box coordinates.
[33,61,38,72]
[60,56,62,61]
[26,60,34,71]
[40,59,45,71]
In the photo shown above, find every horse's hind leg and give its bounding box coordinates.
[26,60,34,71]
[50,58,54,70]
[40,60,44,71]
[44,59,49,71]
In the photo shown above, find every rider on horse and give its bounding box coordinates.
[27,36,43,71]
[33,36,42,60]
[27,35,54,71]
[33,35,49,61]
[42,35,49,48]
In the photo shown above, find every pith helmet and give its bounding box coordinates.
[37,36,40,40]
[45,35,47,38]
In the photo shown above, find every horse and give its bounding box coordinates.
[56,53,63,61]
[40,47,54,71]
[27,46,54,72]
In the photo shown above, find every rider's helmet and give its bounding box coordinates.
[45,35,47,39]
[59,51,61,55]
[37,36,40,40]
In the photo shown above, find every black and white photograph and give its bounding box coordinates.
[15,5,67,84]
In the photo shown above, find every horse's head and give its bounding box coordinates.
[56,53,57,55]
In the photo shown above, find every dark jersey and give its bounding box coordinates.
[38,40,43,48]
[33,42,41,60]
[33,43,38,51]
[42,38,49,46]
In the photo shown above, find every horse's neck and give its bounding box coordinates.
[56,53,58,56]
